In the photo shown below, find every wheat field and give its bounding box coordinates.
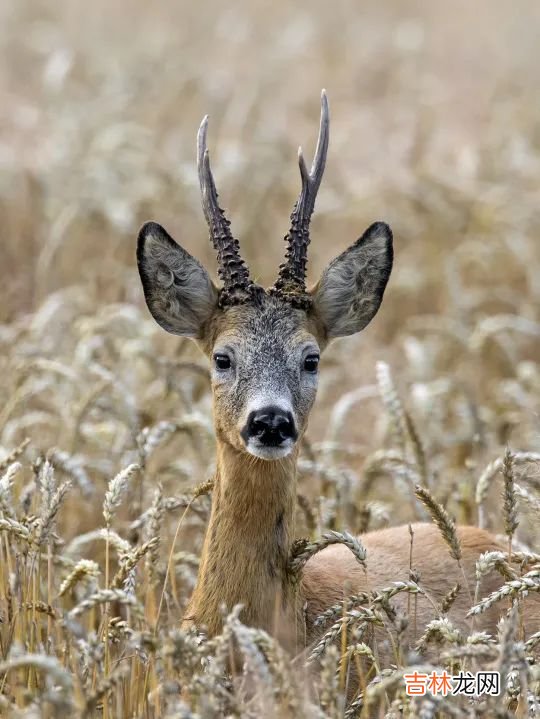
[1,0,540,717]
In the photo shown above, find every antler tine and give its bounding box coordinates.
[300,88,330,207]
[197,115,252,305]
[271,90,330,305]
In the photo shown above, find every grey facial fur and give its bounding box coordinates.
[209,297,320,458]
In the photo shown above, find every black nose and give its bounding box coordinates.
[242,406,298,447]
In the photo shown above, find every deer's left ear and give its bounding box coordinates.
[310,222,393,338]
[137,222,219,338]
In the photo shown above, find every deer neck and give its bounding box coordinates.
[186,441,298,641]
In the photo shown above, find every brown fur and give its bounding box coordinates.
[184,444,298,640]
[302,524,539,658]
[184,444,540,658]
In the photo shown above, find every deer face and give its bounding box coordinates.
[198,295,321,460]
[137,92,393,460]
[138,221,392,459]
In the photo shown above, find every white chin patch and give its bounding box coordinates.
[246,440,294,461]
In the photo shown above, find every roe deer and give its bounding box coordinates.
[136,91,539,664]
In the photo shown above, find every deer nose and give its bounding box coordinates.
[244,406,298,446]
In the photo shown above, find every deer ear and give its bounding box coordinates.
[311,222,393,338]
[137,222,219,338]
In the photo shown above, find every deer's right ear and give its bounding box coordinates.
[310,222,393,339]
[137,222,219,337]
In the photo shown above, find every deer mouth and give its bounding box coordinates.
[244,437,296,461]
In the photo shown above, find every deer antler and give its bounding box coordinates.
[197,116,254,306]
[270,90,330,307]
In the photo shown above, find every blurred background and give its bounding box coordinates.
[1,0,540,532]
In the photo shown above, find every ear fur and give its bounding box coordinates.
[137,222,218,337]
[311,221,393,338]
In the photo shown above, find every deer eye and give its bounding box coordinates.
[303,354,320,373]
[214,353,231,371]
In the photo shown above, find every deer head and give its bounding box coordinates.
[137,91,393,461]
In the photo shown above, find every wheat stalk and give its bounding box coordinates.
[289,531,367,575]
[468,567,540,616]
[414,485,461,561]
[103,463,140,526]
